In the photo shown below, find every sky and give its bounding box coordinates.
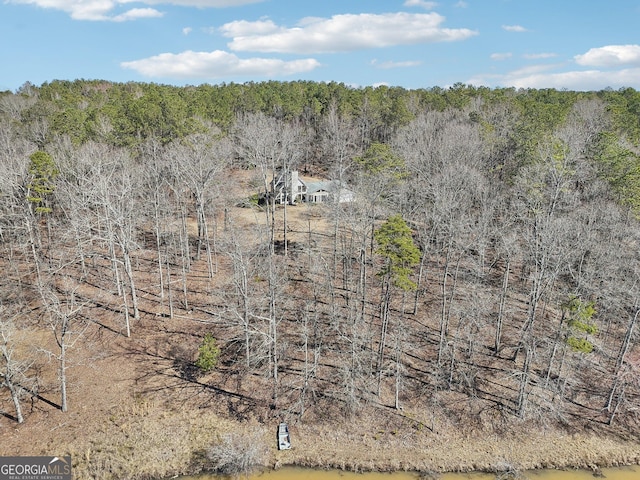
[1,0,640,92]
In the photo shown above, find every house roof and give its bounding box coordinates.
[306,180,348,195]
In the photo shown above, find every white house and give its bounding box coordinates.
[303,180,355,204]
[270,170,307,204]
[270,170,354,205]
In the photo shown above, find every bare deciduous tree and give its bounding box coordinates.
[0,311,35,423]
[168,126,230,276]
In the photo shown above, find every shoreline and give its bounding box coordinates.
[274,427,640,475]
[3,402,640,479]
[2,324,639,480]
[23,407,637,479]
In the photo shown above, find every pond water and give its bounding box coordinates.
[180,465,640,480]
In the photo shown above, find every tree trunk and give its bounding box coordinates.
[438,241,456,366]
[154,199,165,301]
[495,257,510,353]
[60,336,68,413]
[121,271,131,338]
[376,275,391,395]
[394,336,402,410]
[283,189,288,257]
[517,342,532,417]
[121,245,139,320]
[0,343,24,423]
[7,380,24,423]
[606,308,639,423]
[165,245,174,319]
[413,250,428,315]
[195,194,205,261]
[544,310,566,389]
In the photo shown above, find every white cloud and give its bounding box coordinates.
[575,45,640,67]
[223,12,478,54]
[371,59,422,69]
[182,27,192,35]
[490,52,512,61]
[28,0,117,21]
[454,1,468,7]
[112,8,163,21]
[403,0,438,9]
[141,0,262,5]
[468,63,640,91]
[8,0,264,21]
[507,68,640,90]
[506,63,559,77]
[219,19,281,37]
[523,52,557,60]
[121,50,322,78]
[502,25,528,32]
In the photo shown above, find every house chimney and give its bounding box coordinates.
[290,170,299,202]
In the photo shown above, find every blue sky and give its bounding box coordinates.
[1,0,640,92]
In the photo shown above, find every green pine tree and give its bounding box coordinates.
[374,214,421,291]
[562,296,597,354]
[195,333,221,372]
[27,150,59,214]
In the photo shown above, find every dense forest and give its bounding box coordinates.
[2,79,640,458]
